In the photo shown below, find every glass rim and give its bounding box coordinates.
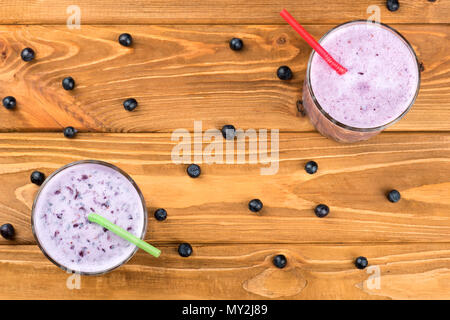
[306,20,421,132]
[31,160,148,276]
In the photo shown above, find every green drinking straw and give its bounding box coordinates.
[88,213,161,258]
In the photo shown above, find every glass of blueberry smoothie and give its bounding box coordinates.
[31,160,147,275]
[302,21,420,143]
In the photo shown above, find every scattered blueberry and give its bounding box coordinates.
[273,254,287,269]
[119,33,133,47]
[123,98,138,111]
[229,38,244,51]
[248,199,263,213]
[30,170,45,185]
[314,204,329,218]
[62,77,75,90]
[187,164,201,178]
[387,190,401,203]
[305,161,318,174]
[277,66,293,80]
[2,96,16,110]
[154,208,167,221]
[297,100,306,116]
[386,0,400,12]
[419,62,425,72]
[0,223,15,240]
[178,243,193,257]
[63,126,78,138]
[221,124,236,140]
[21,48,35,61]
[355,256,369,269]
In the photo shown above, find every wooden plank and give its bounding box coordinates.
[0,0,448,25]
[0,24,448,133]
[0,132,449,245]
[0,243,449,299]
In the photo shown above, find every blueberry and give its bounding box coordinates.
[386,0,400,12]
[154,208,167,221]
[62,77,75,90]
[229,38,244,51]
[387,190,401,203]
[123,98,138,111]
[2,96,16,110]
[21,48,35,61]
[187,164,201,178]
[273,254,287,269]
[297,100,305,116]
[277,66,293,80]
[221,124,236,140]
[63,126,78,138]
[30,170,45,185]
[0,223,15,240]
[314,204,329,218]
[119,33,133,47]
[178,243,193,257]
[305,161,318,174]
[355,256,368,269]
[419,62,425,72]
[248,199,263,212]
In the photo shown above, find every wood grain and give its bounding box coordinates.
[0,1,449,299]
[1,132,449,245]
[0,243,449,299]
[0,0,447,25]
[0,24,448,132]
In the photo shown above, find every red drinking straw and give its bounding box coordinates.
[280,9,347,75]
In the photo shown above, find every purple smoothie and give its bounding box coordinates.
[309,22,419,129]
[32,161,146,274]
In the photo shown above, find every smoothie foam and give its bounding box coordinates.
[32,162,146,274]
[309,22,419,129]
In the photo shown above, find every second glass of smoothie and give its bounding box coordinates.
[31,160,147,275]
[302,21,420,143]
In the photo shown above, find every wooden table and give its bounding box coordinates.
[0,0,449,300]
